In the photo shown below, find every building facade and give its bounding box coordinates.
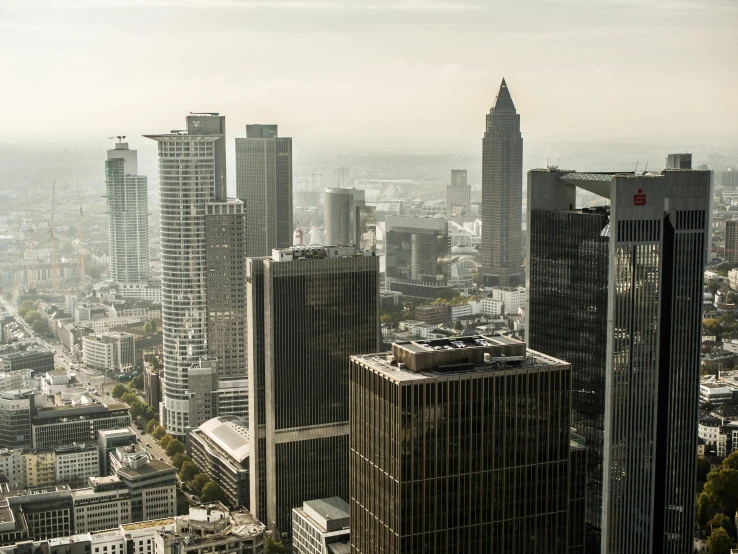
[32,402,131,449]
[481,78,524,287]
[0,390,34,450]
[82,332,136,373]
[145,124,219,438]
[324,187,365,246]
[55,443,100,488]
[249,246,379,541]
[116,458,177,523]
[526,167,711,553]
[106,141,150,285]
[726,220,738,263]
[205,200,247,382]
[72,476,132,533]
[291,497,350,554]
[349,336,582,553]
[0,348,54,375]
[236,124,293,257]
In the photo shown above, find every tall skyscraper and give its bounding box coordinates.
[236,125,293,257]
[205,199,246,381]
[324,187,365,246]
[105,141,150,284]
[447,169,471,222]
[248,245,379,540]
[144,124,220,438]
[481,78,524,287]
[350,336,585,553]
[187,113,227,202]
[527,167,711,553]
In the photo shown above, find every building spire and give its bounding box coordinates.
[494,77,515,110]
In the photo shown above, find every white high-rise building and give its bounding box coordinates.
[145,124,220,437]
[106,141,150,284]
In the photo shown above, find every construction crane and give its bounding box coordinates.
[77,180,85,288]
[49,181,58,292]
[309,173,323,192]
[25,224,37,291]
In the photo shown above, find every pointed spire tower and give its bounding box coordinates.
[480,78,524,287]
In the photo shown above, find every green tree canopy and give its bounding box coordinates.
[31,320,46,334]
[111,384,127,399]
[200,481,226,503]
[727,292,737,304]
[708,527,735,554]
[165,439,185,457]
[143,321,153,333]
[153,426,166,440]
[146,419,158,434]
[191,473,209,496]
[179,461,200,482]
[708,513,732,530]
[132,375,144,390]
[698,469,738,525]
[160,434,173,449]
[171,453,190,471]
[265,533,288,554]
[699,456,712,481]
[723,452,738,470]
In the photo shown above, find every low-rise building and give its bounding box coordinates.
[0,369,35,391]
[23,450,56,489]
[72,476,132,533]
[0,449,25,490]
[488,286,526,314]
[414,304,450,326]
[480,297,503,317]
[700,383,733,406]
[189,417,249,508]
[0,348,54,375]
[32,401,131,449]
[292,497,350,554]
[116,457,176,523]
[0,486,73,544]
[82,333,136,373]
[41,370,71,395]
[55,443,100,488]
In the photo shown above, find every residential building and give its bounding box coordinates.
[116,457,176,523]
[106,141,150,285]
[0,348,54,375]
[55,443,100,488]
[0,449,25,490]
[729,268,738,291]
[446,169,471,222]
[489,286,525,313]
[116,282,162,303]
[145,121,220,438]
[32,401,131,449]
[249,246,379,541]
[349,336,583,553]
[82,332,136,373]
[23,450,56,489]
[292,497,350,554]
[189,416,249,509]
[480,297,503,317]
[236,124,293,257]
[0,369,34,391]
[481,78,524,286]
[205,199,247,382]
[384,215,452,299]
[72,476,132,533]
[526,166,712,553]
[414,303,450,326]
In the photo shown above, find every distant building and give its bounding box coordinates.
[726,220,738,263]
[700,383,733,406]
[248,246,379,541]
[144,364,161,415]
[349,336,583,552]
[446,169,471,222]
[55,443,100,488]
[236,124,293,257]
[82,332,136,373]
[106,141,150,285]
[324,188,365,246]
[98,427,136,475]
[292,497,350,554]
[0,486,73,544]
[32,401,131,449]
[414,303,450,326]
[481,79,524,287]
[0,389,36,450]
[189,416,249,509]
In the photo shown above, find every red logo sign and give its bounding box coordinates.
[634,189,646,206]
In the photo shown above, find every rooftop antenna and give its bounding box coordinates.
[644,161,649,173]
[107,136,126,144]
[634,161,639,173]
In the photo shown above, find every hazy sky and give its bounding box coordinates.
[2,0,737,151]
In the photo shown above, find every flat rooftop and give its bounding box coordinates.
[117,459,175,479]
[355,335,568,382]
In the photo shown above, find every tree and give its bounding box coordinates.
[149,320,157,332]
[191,473,209,496]
[708,513,732,530]
[704,319,722,334]
[699,456,712,481]
[380,314,393,325]
[130,400,146,420]
[171,453,190,470]
[160,434,173,449]
[165,439,185,457]
[201,481,225,502]
[708,527,735,554]
[153,426,166,440]
[728,292,737,304]
[121,392,138,406]
[143,321,153,333]
[724,452,738,470]
[454,319,463,330]
[31,320,46,335]
[111,384,127,399]
[698,469,738,525]
[132,375,144,390]
[179,460,200,481]
[265,533,288,554]
[146,419,157,434]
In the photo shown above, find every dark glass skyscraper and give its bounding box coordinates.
[349,336,585,553]
[481,78,523,287]
[527,167,711,554]
[248,245,379,540]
